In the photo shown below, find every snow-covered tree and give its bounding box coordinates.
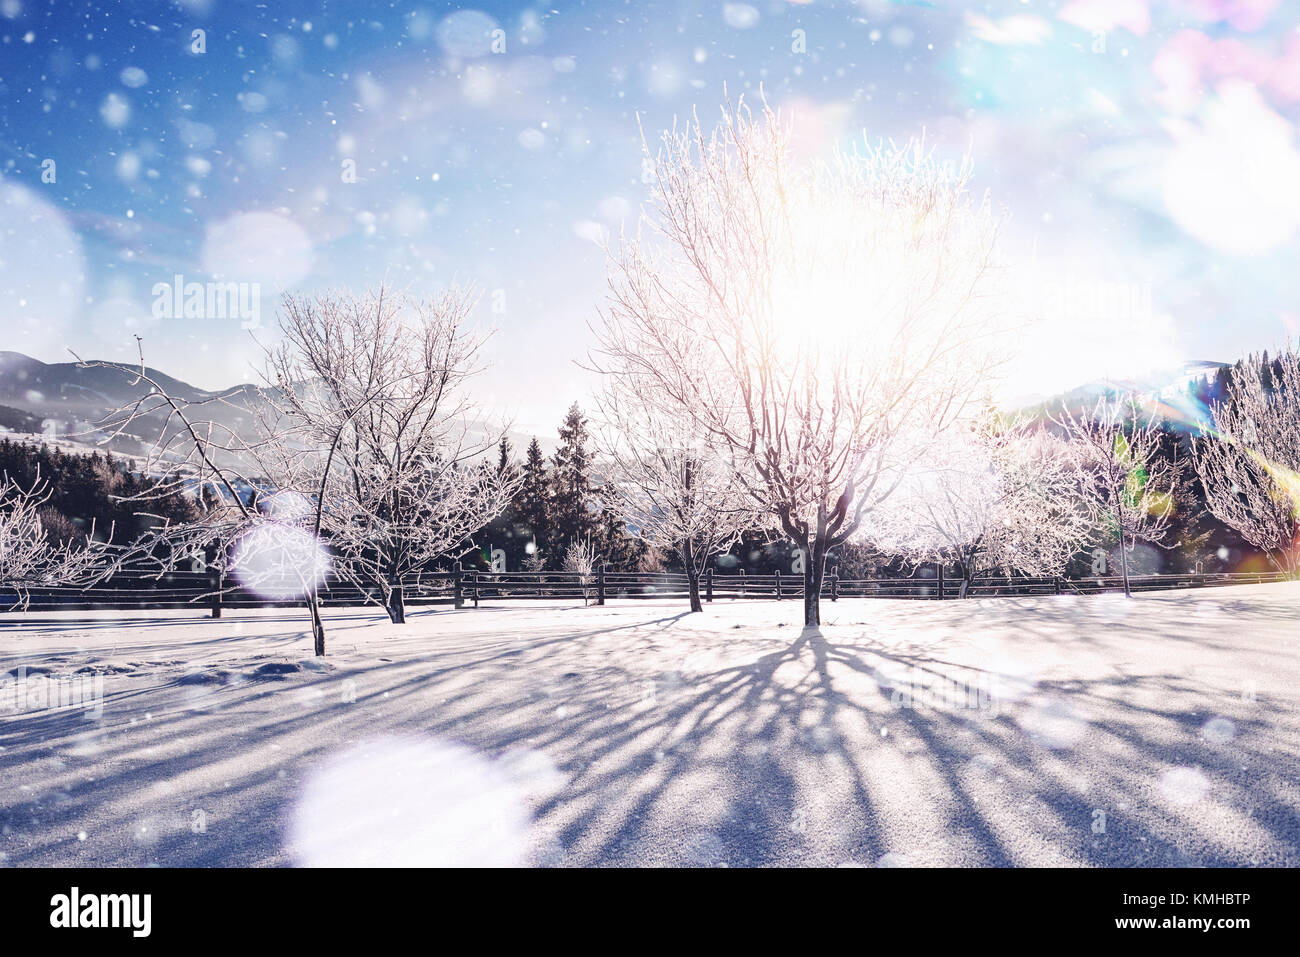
[561,535,598,605]
[79,283,515,652]
[1055,395,1180,597]
[867,414,1089,596]
[592,96,1011,625]
[78,341,336,652]
[550,403,597,559]
[1193,349,1300,574]
[595,371,750,612]
[0,471,112,609]
[516,437,551,561]
[265,285,517,624]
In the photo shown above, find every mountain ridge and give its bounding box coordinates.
[0,351,551,458]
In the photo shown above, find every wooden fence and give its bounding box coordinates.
[0,565,1290,615]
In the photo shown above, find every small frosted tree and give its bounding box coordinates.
[78,342,336,651]
[1194,349,1300,574]
[595,372,750,612]
[262,285,517,624]
[592,96,1011,625]
[1055,395,1180,597]
[562,535,598,605]
[78,283,515,653]
[867,414,1089,596]
[0,471,112,608]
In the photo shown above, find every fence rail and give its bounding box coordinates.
[0,565,1290,615]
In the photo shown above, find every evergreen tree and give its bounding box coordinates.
[516,437,551,561]
[593,501,646,571]
[480,437,525,569]
[0,438,197,548]
[496,436,515,479]
[549,403,597,558]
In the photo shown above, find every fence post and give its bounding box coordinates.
[472,568,480,608]
[1054,575,1062,595]
[830,564,839,602]
[705,567,713,603]
[209,566,222,618]
[775,568,782,600]
[597,563,607,606]
[453,563,464,609]
[206,543,222,618]
[740,568,746,598]
[936,562,944,600]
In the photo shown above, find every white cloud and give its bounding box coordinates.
[965,13,1052,46]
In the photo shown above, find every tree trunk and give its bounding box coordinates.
[682,541,702,613]
[960,558,975,599]
[802,542,827,627]
[308,590,326,656]
[958,543,981,599]
[386,583,406,623]
[1119,534,1132,598]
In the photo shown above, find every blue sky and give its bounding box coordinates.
[3,0,1300,433]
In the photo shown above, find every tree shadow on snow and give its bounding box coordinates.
[1,598,1297,867]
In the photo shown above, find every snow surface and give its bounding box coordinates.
[1,585,1298,867]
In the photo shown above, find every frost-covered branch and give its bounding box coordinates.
[1193,349,1300,574]
[590,94,1013,624]
[1055,395,1180,596]
[594,366,753,612]
[0,470,114,609]
[867,412,1090,595]
[263,285,517,623]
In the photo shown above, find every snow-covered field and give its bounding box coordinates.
[1,585,1297,867]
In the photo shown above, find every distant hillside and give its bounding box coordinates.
[0,351,553,462]
[0,351,261,460]
[1017,360,1230,422]
[0,403,41,434]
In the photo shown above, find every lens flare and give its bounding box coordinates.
[230,523,330,600]
[290,736,531,867]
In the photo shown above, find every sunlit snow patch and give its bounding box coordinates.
[496,745,566,800]
[1018,697,1088,749]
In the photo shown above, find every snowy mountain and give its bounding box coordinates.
[0,351,259,417]
[0,351,548,460]
[0,351,261,459]
[1018,360,1230,420]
